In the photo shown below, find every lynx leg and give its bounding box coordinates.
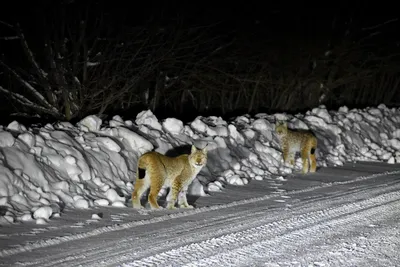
[148,181,163,210]
[282,146,289,164]
[132,169,149,209]
[167,180,182,209]
[145,162,167,209]
[288,152,295,165]
[301,147,310,174]
[178,186,193,209]
[309,147,317,173]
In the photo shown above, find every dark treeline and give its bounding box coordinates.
[0,1,399,125]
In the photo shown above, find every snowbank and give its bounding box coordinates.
[1,104,400,224]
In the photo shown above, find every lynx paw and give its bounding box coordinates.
[132,204,144,209]
[180,204,194,209]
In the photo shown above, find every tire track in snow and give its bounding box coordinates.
[122,190,400,267]
[48,173,400,267]
[184,199,400,267]
[2,170,400,262]
[281,217,400,266]
[56,178,400,267]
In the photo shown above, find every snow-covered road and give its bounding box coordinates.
[1,162,400,267]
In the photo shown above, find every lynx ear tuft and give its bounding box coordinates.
[202,144,208,153]
[277,120,287,127]
[191,145,197,154]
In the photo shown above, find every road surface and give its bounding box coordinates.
[1,162,400,266]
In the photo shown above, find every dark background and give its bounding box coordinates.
[1,1,399,126]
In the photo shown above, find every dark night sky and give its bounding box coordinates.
[0,1,397,52]
[2,1,398,36]
[0,1,399,124]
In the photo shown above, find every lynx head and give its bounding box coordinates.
[188,144,208,168]
[275,121,288,137]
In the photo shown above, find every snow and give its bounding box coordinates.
[1,104,400,224]
[1,104,400,266]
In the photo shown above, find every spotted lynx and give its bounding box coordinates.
[132,145,207,210]
[275,121,317,173]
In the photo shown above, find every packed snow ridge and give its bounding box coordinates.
[1,104,400,225]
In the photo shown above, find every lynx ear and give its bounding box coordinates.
[277,120,287,127]
[191,145,197,154]
[202,143,208,153]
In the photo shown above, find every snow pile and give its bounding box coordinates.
[1,104,400,224]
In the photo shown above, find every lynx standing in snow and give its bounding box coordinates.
[132,145,208,210]
[275,121,317,173]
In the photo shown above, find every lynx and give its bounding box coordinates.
[132,145,207,209]
[275,121,317,173]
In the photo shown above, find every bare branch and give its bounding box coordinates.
[15,24,48,79]
[362,18,399,31]
[10,112,41,118]
[0,20,14,29]
[0,86,60,117]
[0,36,20,40]
[0,60,59,114]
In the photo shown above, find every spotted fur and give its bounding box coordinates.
[275,121,317,173]
[132,145,207,210]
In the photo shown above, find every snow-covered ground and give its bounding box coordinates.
[1,104,400,266]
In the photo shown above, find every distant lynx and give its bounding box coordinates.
[275,121,317,173]
[132,145,208,210]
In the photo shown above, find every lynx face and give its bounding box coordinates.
[189,146,208,168]
[275,123,288,138]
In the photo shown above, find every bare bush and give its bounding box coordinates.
[1,7,399,121]
[0,9,169,120]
